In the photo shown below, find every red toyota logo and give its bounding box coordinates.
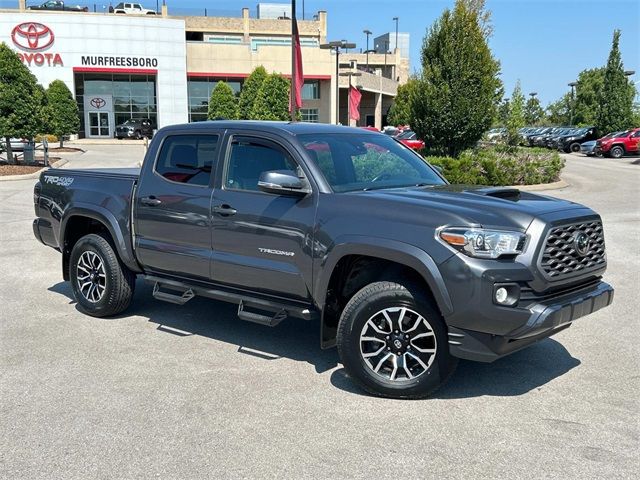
[90,98,106,109]
[11,22,55,51]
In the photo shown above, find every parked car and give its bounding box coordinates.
[527,127,554,147]
[396,130,425,150]
[33,120,614,399]
[557,127,598,153]
[544,127,574,149]
[596,128,640,158]
[110,2,156,14]
[115,118,154,139]
[28,1,88,11]
[580,132,622,156]
[0,138,29,152]
[486,127,506,142]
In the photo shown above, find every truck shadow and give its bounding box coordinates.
[331,339,581,398]
[49,280,580,398]
[49,279,339,374]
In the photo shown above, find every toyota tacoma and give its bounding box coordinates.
[33,121,614,398]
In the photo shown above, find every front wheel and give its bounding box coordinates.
[610,145,625,159]
[69,234,135,317]
[337,281,458,399]
[570,142,581,153]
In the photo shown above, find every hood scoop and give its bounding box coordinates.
[467,187,522,202]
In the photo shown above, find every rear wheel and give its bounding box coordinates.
[69,234,135,317]
[570,142,581,153]
[337,281,457,399]
[610,145,625,159]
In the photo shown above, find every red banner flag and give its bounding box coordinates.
[349,85,362,121]
[290,15,304,112]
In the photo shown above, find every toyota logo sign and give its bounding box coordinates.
[90,98,107,109]
[11,22,55,51]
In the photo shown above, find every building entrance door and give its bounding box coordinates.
[88,112,110,137]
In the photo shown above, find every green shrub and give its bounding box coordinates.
[426,146,565,186]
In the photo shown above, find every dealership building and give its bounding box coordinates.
[0,1,409,138]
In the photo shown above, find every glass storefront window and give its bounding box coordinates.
[302,81,320,100]
[75,73,157,137]
[187,76,244,122]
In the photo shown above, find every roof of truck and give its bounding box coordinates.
[159,120,377,137]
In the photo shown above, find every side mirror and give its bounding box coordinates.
[258,170,310,196]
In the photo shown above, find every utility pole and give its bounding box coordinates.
[321,40,356,124]
[363,29,372,71]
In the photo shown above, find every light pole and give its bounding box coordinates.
[392,17,399,53]
[339,71,362,126]
[568,81,577,126]
[363,30,372,71]
[321,40,356,124]
[529,92,537,98]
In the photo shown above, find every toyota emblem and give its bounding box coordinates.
[573,232,590,257]
[11,22,55,51]
[90,98,107,109]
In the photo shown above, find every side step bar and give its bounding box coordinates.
[145,275,317,324]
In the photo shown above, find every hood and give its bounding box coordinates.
[352,185,585,231]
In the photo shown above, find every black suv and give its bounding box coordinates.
[115,118,154,140]
[557,127,598,153]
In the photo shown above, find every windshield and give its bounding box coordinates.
[299,133,445,192]
[397,130,416,139]
[123,119,139,125]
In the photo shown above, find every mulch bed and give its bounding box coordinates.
[0,164,44,176]
[48,147,83,153]
[0,157,61,176]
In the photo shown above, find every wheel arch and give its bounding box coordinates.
[60,205,141,280]
[316,237,454,349]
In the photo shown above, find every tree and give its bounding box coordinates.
[411,0,502,156]
[238,66,268,120]
[496,98,510,126]
[524,96,544,125]
[596,30,634,134]
[573,67,604,127]
[251,73,290,121]
[0,43,43,164]
[43,80,80,148]
[207,81,238,120]
[545,93,572,126]
[387,79,416,126]
[505,80,525,145]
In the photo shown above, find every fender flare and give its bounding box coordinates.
[60,203,141,273]
[315,236,454,347]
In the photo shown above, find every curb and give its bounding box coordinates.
[514,179,569,192]
[0,159,69,182]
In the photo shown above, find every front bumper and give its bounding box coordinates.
[115,129,136,138]
[447,280,614,362]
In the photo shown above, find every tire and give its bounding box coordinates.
[337,281,458,399]
[116,137,123,140]
[134,130,142,140]
[610,145,625,159]
[570,142,581,153]
[69,234,135,317]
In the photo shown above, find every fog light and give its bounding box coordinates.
[495,287,508,304]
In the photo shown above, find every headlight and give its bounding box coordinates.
[437,227,527,259]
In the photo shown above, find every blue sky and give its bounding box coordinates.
[170,0,639,106]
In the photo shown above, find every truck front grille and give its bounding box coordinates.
[539,221,606,279]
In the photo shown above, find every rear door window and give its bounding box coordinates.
[155,134,219,186]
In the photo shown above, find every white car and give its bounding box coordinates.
[112,2,156,15]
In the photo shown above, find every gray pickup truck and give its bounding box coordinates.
[33,121,614,398]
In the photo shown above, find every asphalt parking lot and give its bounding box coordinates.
[1,147,638,479]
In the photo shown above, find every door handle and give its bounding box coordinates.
[141,196,162,206]
[212,204,237,216]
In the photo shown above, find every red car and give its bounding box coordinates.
[596,128,640,158]
[396,130,425,151]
